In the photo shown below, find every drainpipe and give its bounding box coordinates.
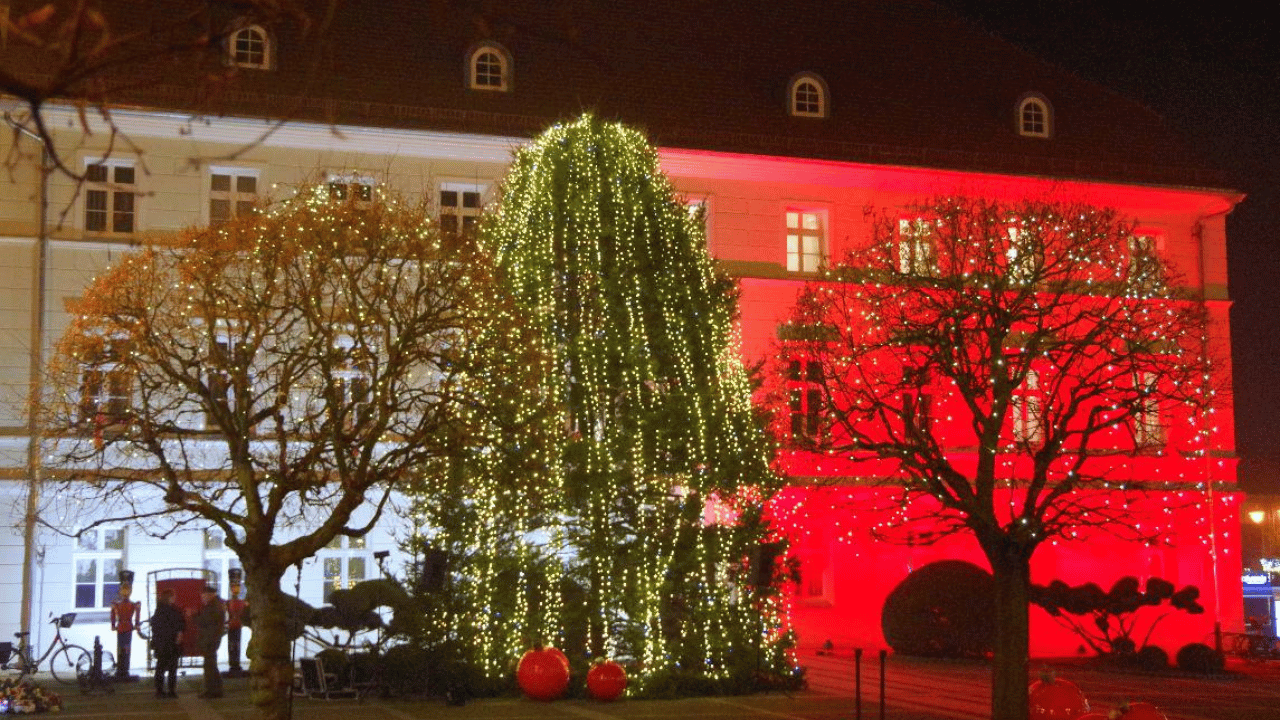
[6,113,51,640]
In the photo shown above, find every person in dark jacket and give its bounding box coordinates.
[195,585,226,699]
[150,588,186,698]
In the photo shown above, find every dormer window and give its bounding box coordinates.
[788,73,829,118]
[469,43,512,91]
[1016,94,1052,138]
[229,25,271,69]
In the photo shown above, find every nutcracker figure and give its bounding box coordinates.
[226,568,248,677]
[109,571,140,679]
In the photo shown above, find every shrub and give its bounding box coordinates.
[1136,645,1168,671]
[1175,643,1224,674]
[881,560,995,659]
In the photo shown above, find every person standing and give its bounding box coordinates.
[150,588,185,698]
[225,569,248,677]
[195,585,226,699]
[110,577,140,679]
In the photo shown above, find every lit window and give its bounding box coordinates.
[79,338,131,426]
[230,25,270,69]
[332,333,372,431]
[439,182,487,243]
[1011,368,1044,445]
[1006,226,1036,284]
[898,218,937,276]
[788,73,828,118]
[1017,95,1052,138]
[469,44,511,91]
[209,169,259,226]
[787,358,823,439]
[84,160,136,235]
[203,528,242,598]
[205,328,252,431]
[74,528,125,609]
[786,209,825,273]
[320,536,370,603]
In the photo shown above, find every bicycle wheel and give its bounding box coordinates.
[49,645,87,684]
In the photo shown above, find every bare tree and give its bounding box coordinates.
[40,186,549,719]
[1,0,323,180]
[776,196,1219,720]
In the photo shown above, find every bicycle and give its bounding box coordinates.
[0,613,92,684]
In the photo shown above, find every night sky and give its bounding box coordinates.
[937,1,1280,494]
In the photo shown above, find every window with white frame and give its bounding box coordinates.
[205,329,252,431]
[79,338,131,426]
[788,73,828,118]
[332,333,372,430]
[898,218,938,276]
[1133,370,1163,449]
[438,182,487,240]
[1011,368,1044,445]
[786,209,825,273]
[1017,95,1051,138]
[787,357,823,440]
[229,25,270,69]
[203,527,242,598]
[327,174,374,206]
[84,159,136,235]
[320,536,370,603]
[209,168,259,226]
[469,44,511,91]
[901,366,932,437]
[74,527,125,609]
[794,531,833,605]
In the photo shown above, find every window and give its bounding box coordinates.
[84,160,136,234]
[898,218,937,276]
[79,339,131,426]
[209,168,259,226]
[1011,368,1044,445]
[901,367,932,437]
[320,536,370,603]
[468,44,511,91]
[229,25,270,69]
[794,531,832,606]
[1133,370,1163,449]
[332,334,372,430]
[74,528,125,609]
[788,73,828,118]
[203,528,242,598]
[1128,233,1162,292]
[787,358,823,439]
[205,331,252,431]
[1017,94,1052,138]
[327,176,374,206]
[1006,226,1036,284]
[786,209,825,273]
[438,182,486,241]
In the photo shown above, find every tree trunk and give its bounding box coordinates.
[990,555,1031,720]
[245,568,294,720]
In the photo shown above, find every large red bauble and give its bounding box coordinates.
[548,646,571,672]
[586,661,628,701]
[1116,702,1167,720]
[517,648,570,701]
[1028,677,1090,719]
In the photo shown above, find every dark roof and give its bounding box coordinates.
[28,0,1228,188]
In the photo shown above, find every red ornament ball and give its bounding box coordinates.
[517,647,570,701]
[586,661,628,701]
[1115,702,1168,720]
[548,646,571,672]
[1029,676,1090,719]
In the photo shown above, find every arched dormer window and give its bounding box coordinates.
[229,25,271,69]
[788,72,829,118]
[1016,93,1052,138]
[468,43,512,91]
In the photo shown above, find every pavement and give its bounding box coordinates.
[18,653,1280,720]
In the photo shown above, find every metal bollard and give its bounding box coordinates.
[854,647,862,720]
[878,649,887,720]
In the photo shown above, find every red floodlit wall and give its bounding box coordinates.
[661,150,1244,658]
